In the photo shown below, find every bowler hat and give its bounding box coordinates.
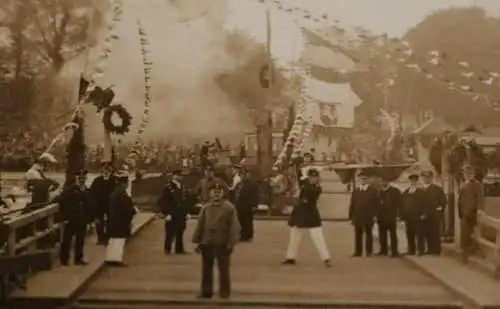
[115,170,129,182]
[307,168,320,177]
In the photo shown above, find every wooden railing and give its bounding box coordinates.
[0,204,61,302]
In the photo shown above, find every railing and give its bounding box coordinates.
[1,203,61,302]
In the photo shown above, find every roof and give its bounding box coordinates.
[413,118,454,135]
[306,80,362,106]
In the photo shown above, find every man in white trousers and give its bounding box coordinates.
[282,168,331,267]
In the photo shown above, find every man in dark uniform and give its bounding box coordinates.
[55,169,91,266]
[420,170,447,255]
[158,169,189,254]
[89,162,116,245]
[192,181,240,299]
[234,170,259,242]
[401,173,426,256]
[458,165,484,263]
[348,171,380,257]
[377,179,402,257]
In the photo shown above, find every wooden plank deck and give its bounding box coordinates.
[79,219,461,308]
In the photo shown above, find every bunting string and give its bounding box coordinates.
[251,0,500,110]
[132,20,153,153]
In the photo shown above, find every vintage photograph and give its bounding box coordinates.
[1,0,500,308]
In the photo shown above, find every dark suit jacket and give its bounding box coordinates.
[458,180,484,221]
[157,181,189,228]
[420,184,447,220]
[378,186,402,222]
[349,185,380,225]
[401,187,425,221]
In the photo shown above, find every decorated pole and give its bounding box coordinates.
[256,1,274,178]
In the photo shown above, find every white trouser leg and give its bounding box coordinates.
[309,227,330,261]
[285,227,302,260]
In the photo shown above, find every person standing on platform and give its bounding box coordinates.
[348,171,380,257]
[158,169,189,255]
[105,171,137,266]
[192,181,240,299]
[25,159,59,212]
[420,170,447,255]
[56,169,91,266]
[377,179,402,257]
[90,162,116,245]
[234,170,259,242]
[458,165,484,263]
[282,168,331,267]
[197,166,220,205]
[401,174,426,256]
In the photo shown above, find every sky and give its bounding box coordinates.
[224,0,500,66]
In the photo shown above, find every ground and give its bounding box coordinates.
[79,220,459,307]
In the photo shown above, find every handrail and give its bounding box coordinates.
[1,203,61,256]
[473,205,500,272]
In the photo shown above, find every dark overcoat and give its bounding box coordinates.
[107,186,136,238]
[89,175,116,217]
[56,184,91,227]
[377,186,402,222]
[401,187,425,222]
[420,184,447,220]
[288,181,322,228]
[348,186,380,225]
[157,181,189,230]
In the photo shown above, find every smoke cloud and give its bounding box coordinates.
[65,0,251,145]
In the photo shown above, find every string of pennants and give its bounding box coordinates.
[130,20,153,157]
[251,0,500,111]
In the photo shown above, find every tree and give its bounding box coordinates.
[345,7,500,130]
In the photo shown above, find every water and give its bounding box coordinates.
[1,172,98,211]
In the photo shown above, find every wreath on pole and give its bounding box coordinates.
[103,104,132,135]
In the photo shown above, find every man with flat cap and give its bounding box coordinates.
[105,170,137,266]
[55,169,91,266]
[90,162,116,245]
[192,180,240,299]
[349,170,380,257]
[420,170,447,255]
[158,169,190,254]
[401,173,426,256]
[458,165,484,262]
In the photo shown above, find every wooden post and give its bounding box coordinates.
[256,2,274,179]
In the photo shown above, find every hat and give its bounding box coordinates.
[74,168,88,177]
[307,168,320,177]
[208,181,226,191]
[463,165,475,174]
[101,161,113,171]
[408,173,419,180]
[171,169,182,176]
[421,170,434,177]
[115,170,129,182]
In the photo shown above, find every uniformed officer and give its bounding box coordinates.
[89,162,116,245]
[458,165,484,262]
[234,170,259,242]
[192,181,240,299]
[401,173,426,256]
[56,169,91,266]
[420,170,447,255]
[282,168,331,267]
[157,169,190,254]
[377,179,402,257]
[348,170,380,257]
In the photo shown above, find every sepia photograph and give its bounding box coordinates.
[1,0,500,308]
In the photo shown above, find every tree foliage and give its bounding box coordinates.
[345,7,500,130]
[0,0,101,129]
